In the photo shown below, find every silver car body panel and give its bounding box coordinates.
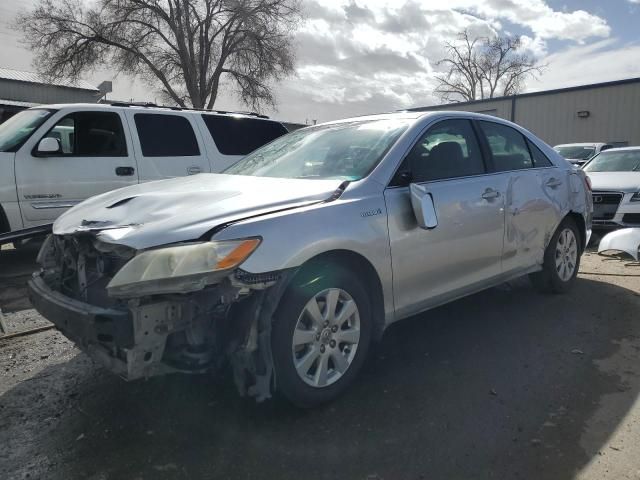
[598,228,640,260]
[48,111,591,329]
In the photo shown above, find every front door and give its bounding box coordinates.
[385,119,506,319]
[15,110,138,226]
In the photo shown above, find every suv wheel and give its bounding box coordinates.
[272,265,372,407]
[530,217,581,293]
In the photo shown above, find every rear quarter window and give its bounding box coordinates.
[526,138,553,167]
[201,115,287,155]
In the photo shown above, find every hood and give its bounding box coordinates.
[54,174,344,249]
[585,171,640,193]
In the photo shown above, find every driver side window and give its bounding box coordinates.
[42,111,127,157]
[403,119,485,183]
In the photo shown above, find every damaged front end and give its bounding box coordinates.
[29,233,293,401]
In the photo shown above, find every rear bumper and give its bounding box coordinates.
[28,274,173,380]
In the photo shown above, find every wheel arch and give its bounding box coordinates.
[566,211,587,253]
[289,249,386,342]
[0,204,10,234]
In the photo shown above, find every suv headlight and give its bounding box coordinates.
[630,192,640,202]
[107,238,261,297]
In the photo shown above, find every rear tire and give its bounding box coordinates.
[271,264,372,408]
[529,217,581,294]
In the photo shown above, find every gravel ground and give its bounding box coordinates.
[1,250,640,480]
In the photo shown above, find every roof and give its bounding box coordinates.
[554,143,606,148]
[409,76,640,111]
[603,146,640,152]
[0,67,98,91]
[27,103,278,121]
[0,98,40,107]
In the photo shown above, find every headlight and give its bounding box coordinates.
[630,193,640,202]
[107,238,261,297]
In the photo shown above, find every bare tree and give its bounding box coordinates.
[17,0,301,111]
[434,30,543,103]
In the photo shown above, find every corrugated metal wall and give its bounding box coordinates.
[514,83,640,146]
[422,81,640,147]
[0,79,98,105]
[435,98,513,120]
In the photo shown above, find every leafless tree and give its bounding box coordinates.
[17,0,301,111]
[434,30,544,103]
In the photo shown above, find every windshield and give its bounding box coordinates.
[554,145,595,160]
[584,150,640,172]
[224,119,410,180]
[0,109,54,152]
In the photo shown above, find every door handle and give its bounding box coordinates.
[481,188,500,200]
[545,178,562,188]
[115,166,135,176]
[187,165,202,175]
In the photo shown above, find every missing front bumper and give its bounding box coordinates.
[28,274,209,380]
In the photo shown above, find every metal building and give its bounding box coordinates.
[411,77,640,148]
[0,67,100,122]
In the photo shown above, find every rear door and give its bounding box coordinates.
[15,109,137,226]
[476,120,564,274]
[125,111,210,181]
[385,118,507,318]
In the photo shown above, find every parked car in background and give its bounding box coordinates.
[0,103,288,238]
[583,147,640,229]
[29,111,592,407]
[554,142,613,166]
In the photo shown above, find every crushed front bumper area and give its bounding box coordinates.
[28,266,294,401]
[28,273,190,380]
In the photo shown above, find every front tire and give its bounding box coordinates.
[272,265,372,408]
[530,217,581,293]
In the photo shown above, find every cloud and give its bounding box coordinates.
[0,0,615,124]
[267,0,612,122]
[528,39,640,92]
[460,0,611,42]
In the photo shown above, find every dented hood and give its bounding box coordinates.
[53,174,343,249]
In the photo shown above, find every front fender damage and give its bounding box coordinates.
[228,270,296,402]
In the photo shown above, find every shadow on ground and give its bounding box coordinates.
[1,276,639,480]
[0,243,40,312]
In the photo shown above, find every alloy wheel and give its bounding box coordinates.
[555,228,578,281]
[291,288,361,388]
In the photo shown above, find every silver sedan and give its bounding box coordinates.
[29,111,592,407]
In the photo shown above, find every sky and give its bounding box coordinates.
[1,0,640,123]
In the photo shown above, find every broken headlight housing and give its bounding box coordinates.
[107,238,261,297]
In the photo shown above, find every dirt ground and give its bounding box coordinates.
[2,248,640,480]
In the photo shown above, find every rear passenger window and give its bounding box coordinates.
[134,114,200,157]
[406,119,485,182]
[43,111,127,156]
[479,121,533,171]
[526,139,553,167]
[201,115,287,155]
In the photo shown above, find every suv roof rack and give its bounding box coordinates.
[103,100,269,119]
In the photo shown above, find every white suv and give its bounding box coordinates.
[0,103,288,237]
